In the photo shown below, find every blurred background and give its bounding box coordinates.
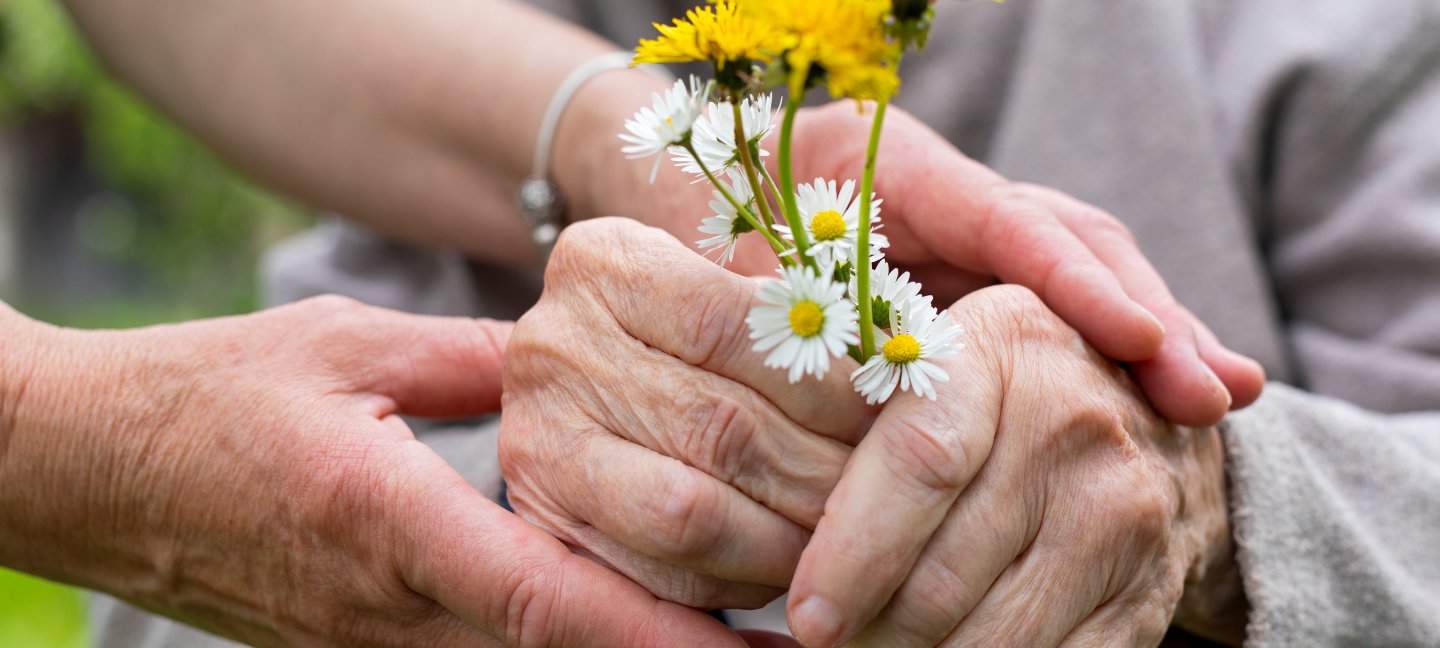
[0,0,314,643]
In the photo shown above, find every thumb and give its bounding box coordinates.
[304,296,512,418]
[367,317,512,419]
[399,451,749,648]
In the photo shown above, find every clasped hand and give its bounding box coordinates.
[501,218,1238,647]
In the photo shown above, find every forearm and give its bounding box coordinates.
[59,0,674,265]
[0,309,155,592]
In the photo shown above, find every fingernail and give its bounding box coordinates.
[1202,362,1232,410]
[1141,306,1165,336]
[791,596,844,648]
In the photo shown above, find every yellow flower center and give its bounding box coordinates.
[882,334,921,364]
[789,301,824,337]
[810,210,847,241]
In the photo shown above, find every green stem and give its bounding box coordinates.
[777,70,813,265]
[732,99,804,270]
[757,163,785,228]
[855,97,889,360]
[749,155,785,244]
[685,141,792,261]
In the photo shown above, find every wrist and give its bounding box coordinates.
[551,67,696,230]
[1169,425,1248,646]
[0,305,44,468]
[0,319,181,593]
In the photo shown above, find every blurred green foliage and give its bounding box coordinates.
[0,0,313,641]
[0,568,88,648]
[0,0,313,326]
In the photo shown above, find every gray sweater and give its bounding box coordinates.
[93,0,1440,646]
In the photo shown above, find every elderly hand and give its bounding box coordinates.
[785,285,1244,648]
[571,89,1264,428]
[0,297,750,648]
[788,102,1263,428]
[499,219,1245,647]
[498,217,864,612]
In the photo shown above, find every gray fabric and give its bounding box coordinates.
[1223,384,1440,646]
[92,0,1440,646]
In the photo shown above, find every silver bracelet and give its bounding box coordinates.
[516,51,673,265]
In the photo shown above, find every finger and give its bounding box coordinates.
[791,104,1164,366]
[548,217,875,443]
[786,292,1011,648]
[872,132,1165,364]
[1053,592,1172,648]
[594,329,852,528]
[380,414,415,436]
[506,426,813,590]
[1023,187,1242,426]
[936,542,1111,648]
[1128,323,1232,428]
[366,316,512,418]
[939,446,1176,648]
[506,295,851,529]
[395,443,748,648]
[279,295,512,418]
[1186,309,1265,409]
[553,519,785,610]
[738,630,806,648]
[844,456,1032,648]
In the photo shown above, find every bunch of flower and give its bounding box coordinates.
[620,0,986,404]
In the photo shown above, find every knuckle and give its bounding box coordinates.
[643,469,730,562]
[549,217,616,264]
[878,413,976,496]
[545,217,632,288]
[497,556,569,647]
[1073,205,1136,244]
[644,568,781,610]
[682,280,754,367]
[289,294,368,331]
[1111,465,1174,543]
[889,555,979,640]
[297,293,366,315]
[954,284,1071,353]
[680,391,760,483]
[496,413,539,479]
[987,182,1045,219]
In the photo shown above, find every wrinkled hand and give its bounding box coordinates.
[786,285,1243,648]
[498,219,1245,648]
[617,100,1263,428]
[0,297,749,647]
[499,217,864,613]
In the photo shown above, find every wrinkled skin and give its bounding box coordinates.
[615,101,1265,429]
[0,297,756,648]
[500,219,1244,648]
[785,285,1241,648]
[500,220,868,610]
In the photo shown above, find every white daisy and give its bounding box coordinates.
[777,177,888,270]
[670,93,779,178]
[696,167,758,267]
[619,76,711,183]
[747,265,860,383]
[849,260,931,330]
[850,298,965,404]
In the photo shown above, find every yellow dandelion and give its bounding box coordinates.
[735,0,900,100]
[634,1,787,67]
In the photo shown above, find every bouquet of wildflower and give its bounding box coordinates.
[619,0,979,405]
